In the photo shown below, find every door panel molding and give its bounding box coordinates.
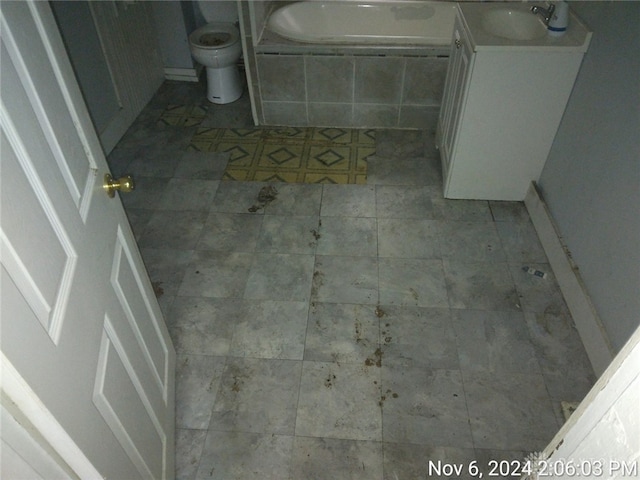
[112,226,170,401]
[93,319,165,480]
[0,79,77,345]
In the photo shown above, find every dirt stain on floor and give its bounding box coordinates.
[324,372,337,389]
[310,218,322,246]
[364,347,383,368]
[354,319,363,343]
[231,375,242,392]
[248,185,278,212]
[311,270,324,299]
[152,281,164,298]
[379,389,399,408]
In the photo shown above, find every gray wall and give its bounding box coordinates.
[152,1,196,70]
[51,1,120,134]
[538,2,640,352]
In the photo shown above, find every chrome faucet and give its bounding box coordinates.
[530,3,556,25]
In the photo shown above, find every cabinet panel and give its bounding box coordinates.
[436,7,587,201]
[437,16,473,183]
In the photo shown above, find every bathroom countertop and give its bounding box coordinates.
[458,2,592,53]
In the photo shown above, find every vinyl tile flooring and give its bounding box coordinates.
[108,81,596,480]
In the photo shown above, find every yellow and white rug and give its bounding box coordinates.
[189,126,375,184]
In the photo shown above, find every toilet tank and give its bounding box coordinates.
[196,1,239,24]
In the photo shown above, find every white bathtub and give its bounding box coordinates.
[266,1,457,46]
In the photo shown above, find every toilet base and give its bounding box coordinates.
[205,65,243,104]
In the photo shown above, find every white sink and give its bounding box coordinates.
[481,8,547,41]
[458,2,592,52]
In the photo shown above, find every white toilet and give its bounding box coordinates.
[188,4,243,104]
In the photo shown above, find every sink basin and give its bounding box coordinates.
[481,9,547,41]
[458,2,592,51]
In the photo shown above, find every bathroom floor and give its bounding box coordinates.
[108,81,595,480]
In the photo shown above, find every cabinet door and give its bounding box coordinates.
[437,16,473,180]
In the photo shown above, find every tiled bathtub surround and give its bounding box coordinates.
[239,1,449,128]
[109,81,595,479]
[255,53,447,128]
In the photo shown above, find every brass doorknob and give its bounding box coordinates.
[104,173,135,198]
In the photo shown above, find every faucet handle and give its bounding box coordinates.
[547,3,556,18]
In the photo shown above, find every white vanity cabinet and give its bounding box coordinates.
[436,3,592,200]
[437,15,473,184]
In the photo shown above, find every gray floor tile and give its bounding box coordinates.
[175,428,208,480]
[126,148,180,178]
[312,255,379,305]
[378,218,441,259]
[432,198,493,222]
[124,207,154,241]
[179,251,253,298]
[257,215,320,254]
[316,216,378,257]
[462,370,559,451]
[443,261,521,312]
[489,201,530,223]
[244,253,315,302]
[291,437,384,480]
[195,431,294,480]
[452,309,541,374]
[383,443,476,480]
[263,183,323,216]
[367,155,441,186]
[174,151,229,180]
[209,357,302,435]
[229,300,309,360]
[305,302,380,365]
[439,221,507,263]
[107,146,136,173]
[379,306,458,369]
[175,354,226,430]
[381,367,473,448]
[495,220,548,264]
[320,184,376,217]
[379,258,448,308]
[197,212,263,252]
[210,181,270,214]
[139,210,207,250]
[510,263,567,314]
[120,176,170,210]
[296,361,382,441]
[158,178,220,211]
[473,449,529,480]
[375,185,435,219]
[140,247,194,298]
[167,297,238,356]
[525,311,595,401]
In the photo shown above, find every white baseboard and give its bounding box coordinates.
[524,182,614,376]
[163,67,200,83]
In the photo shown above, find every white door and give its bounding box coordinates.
[0,2,175,479]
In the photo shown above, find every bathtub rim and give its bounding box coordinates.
[264,0,456,47]
[257,0,455,57]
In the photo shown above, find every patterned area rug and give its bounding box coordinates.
[189,126,375,184]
